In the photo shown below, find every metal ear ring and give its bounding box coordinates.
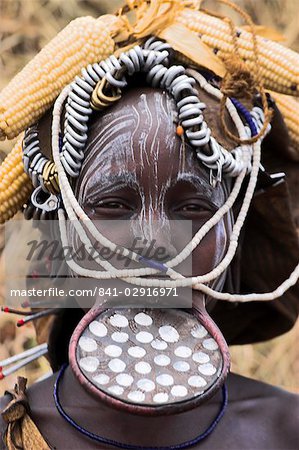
[27,185,60,220]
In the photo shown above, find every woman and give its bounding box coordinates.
[0,2,299,449]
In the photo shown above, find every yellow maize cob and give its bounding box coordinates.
[0,15,119,141]
[270,91,299,161]
[0,137,33,223]
[176,9,299,96]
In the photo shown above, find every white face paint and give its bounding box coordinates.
[71,86,233,291]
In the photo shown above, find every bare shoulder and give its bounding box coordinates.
[229,372,299,402]
[224,372,299,450]
[1,372,298,450]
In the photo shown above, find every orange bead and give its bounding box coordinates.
[176,125,184,136]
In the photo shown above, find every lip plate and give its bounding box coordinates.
[69,304,230,416]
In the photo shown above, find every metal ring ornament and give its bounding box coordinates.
[22,125,60,219]
[23,185,60,220]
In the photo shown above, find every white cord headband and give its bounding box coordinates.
[49,38,299,302]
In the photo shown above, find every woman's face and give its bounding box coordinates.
[74,86,232,307]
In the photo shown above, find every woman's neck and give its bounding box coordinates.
[58,364,225,447]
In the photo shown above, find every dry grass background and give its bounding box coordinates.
[0,0,298,395]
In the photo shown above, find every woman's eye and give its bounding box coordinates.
[174,202,212,214]
[86,198,135,216]
[180,204,205,212]
[99,201,128,209]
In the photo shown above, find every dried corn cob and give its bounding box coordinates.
[0,137,33,223]
[0,15,120,141]
[270,91,299,161]
[175,9,299,96]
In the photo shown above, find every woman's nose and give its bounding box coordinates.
[130,218,178,262]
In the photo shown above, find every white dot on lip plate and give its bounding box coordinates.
[108,385,124,396]
[202,338,219,351]
[128,391,145,402]
[109,314,128,328]
[116,373,134,387]
[159,325,180,343]
[191,325,207,339]
[104,345,122,358]
[151,339,168,350]
[111,332,129,343]
[135,361,152,374]
[89,321,107,337]
[79,356,99,373]
[174,346,192,358]
[171,385,188,397]
[108,358,126,373]
[188,375,207,388]
[156,374,174,386]
[192,352,210,364]
[137,378,155,392]
[136,331,153,344]
[134,312,153,326]
[153,392,169,403]
[93,374,110,385]
[198,363,217,376]
[128,346,146,358]
[79,336,97,352]
[154,354,171,367]
[173,361,190,372]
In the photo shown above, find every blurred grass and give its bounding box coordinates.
[0,0,298,395]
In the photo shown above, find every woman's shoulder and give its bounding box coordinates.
[228,372,299,402]
[224,372,299,450]
[0,371,298,450]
